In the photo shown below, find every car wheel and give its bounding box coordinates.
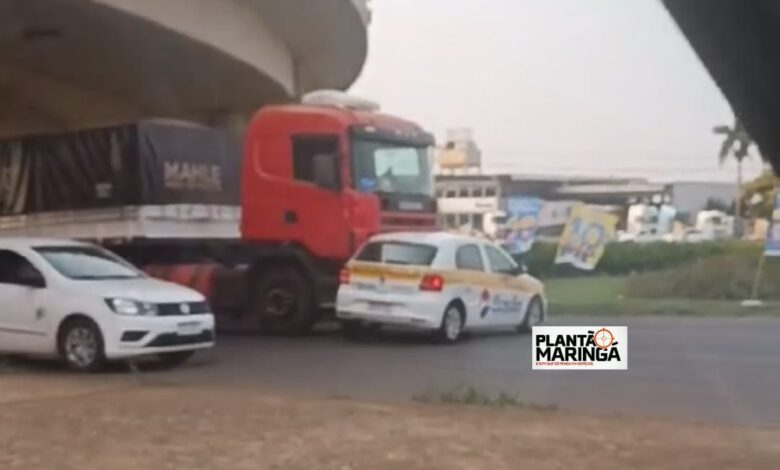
[253,266,315,335]
[156,351,195,369]
[437,304,465,344]
[58,318,106,373]
[517,296,544,334]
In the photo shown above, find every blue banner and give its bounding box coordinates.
[504,197,543,254]
[766,191,780,257]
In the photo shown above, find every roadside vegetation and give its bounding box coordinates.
[533,241,780,316]
[524,240,751,277]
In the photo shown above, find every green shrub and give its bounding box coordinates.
[519,241,758,278]
[625,253,780,300]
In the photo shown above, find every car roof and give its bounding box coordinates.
[368,231,489,247]
[0,238,92,250]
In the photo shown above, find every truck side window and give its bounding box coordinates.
[0,249,42,286]
[456,244,484,271]
[291,135,340,185]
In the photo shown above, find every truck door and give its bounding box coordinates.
[287,135,351,259]
[0,249,49,353]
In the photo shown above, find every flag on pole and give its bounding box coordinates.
[503,197,543,254]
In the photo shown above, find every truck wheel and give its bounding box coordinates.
[253,266,315,335]
[58,318,107,373]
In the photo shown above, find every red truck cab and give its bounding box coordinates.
[241,99,438,263]
[136,96,438,335]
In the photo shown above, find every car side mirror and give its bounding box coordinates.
[17,268,46,289]
[312,153,341,191]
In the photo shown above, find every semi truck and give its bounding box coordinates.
[0,92,438,334]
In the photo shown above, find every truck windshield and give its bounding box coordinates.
[352,139,432,196]
[35,246,143,280]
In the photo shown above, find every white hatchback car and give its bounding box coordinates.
[336,232,547,342]
[0,238,215,371]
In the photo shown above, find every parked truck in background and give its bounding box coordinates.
[0,91,438,334]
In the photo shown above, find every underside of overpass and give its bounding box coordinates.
[0,0,369,137]
[663,0,780,175]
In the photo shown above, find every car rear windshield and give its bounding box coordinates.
[355,241,438,266]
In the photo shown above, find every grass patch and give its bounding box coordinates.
[546,276,780,317]
[625,254,780,301]
[413,386,557,411]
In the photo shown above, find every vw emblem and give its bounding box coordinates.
[179,303,191,315]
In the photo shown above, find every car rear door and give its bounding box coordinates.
[0,249,50,353]
[452,243,495,328]
[482,244,528,326]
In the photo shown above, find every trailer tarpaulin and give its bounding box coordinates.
[0,121,241,216]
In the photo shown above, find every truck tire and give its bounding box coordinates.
[253,266,315,335]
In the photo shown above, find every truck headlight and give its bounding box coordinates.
[105,298,158,316]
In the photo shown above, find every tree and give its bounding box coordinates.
[713,118,754,223]
[742,170,779,219]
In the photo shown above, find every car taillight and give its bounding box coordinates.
[419,274,444,292]
[339,268,351,284]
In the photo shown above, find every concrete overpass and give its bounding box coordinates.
[0,0,370,137]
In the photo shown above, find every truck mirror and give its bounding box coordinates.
[312,153,341,191]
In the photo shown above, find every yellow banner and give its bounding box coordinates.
[555,204,619,270]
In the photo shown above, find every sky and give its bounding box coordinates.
[350,0,767,183]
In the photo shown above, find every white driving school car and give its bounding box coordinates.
[0,238,215,372]
[336,232,547,342]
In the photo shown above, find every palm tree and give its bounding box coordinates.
[714,118,753,226]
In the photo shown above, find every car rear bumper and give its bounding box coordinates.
[337,309,440,329]
[336,289,445,330]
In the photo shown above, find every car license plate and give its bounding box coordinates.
[368,302,393,314]
[177,321,201,336]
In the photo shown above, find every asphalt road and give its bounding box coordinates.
[165,315,780,426]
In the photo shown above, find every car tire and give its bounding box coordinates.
[517,296,544,334]
[58,317,107,373]
[437,303,465,344]
[253,266,315,335]
[156,351,195,369]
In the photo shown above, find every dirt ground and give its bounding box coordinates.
[1,375,779,470]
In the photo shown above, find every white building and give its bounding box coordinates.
[435,175,501,235]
